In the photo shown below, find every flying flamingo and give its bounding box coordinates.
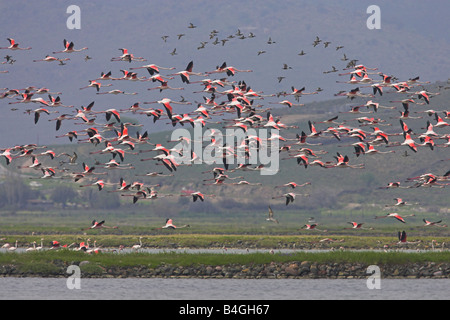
[56,130,79,142]
[130,63,176,74]
[275,182,311,189]
[385,198,417,208]
[374,212,415,223]
[168,61,204,84]
[53,39,88,53]
[434,114,449,128]
[180,191,215,202]
[147,81,184,92]
[34,108,58,124]
[80,80,112,92]
[0,148,13,165]
[0,38,31,50]
[96,89,138,95]
[333,152,364,169]
[344,222,373,230]
[153,218,190,230]
[33,55,70,63]
[83,220,118,230]
[422,219,447,228]
[299,224,327,232]
[111,48,146,62]
[272,192,309,206]
[79,179,113,191]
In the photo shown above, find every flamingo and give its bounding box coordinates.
[333,152,364,169]
[153,218,190,230]
[131,237,143,250]
[53,39,88,53]
[275,182,311,189]
[96,89,138,95]
[344,222,373,230]
[168,61,204,84]
[33,55,70,63]
[121,190,148,204]
[26,241,37,252]
[33,108,58,124]
[180,191,214,202]
[374,212,415,223]
[0,38,31,50]
[397,231,421,245]
[80,80,112,92]
[266,206,279,223]
[434,114,449,128]
[8,240,19,252]
[364,143,396,156]
[422,219,447,228]
[299,224,327,232]
[79,179,112,191]
[83,220,118,230]
[130,64,175,74]
[0,148,13,165]
[401,132,418,153]
[35,238,44,251]
[1,242,11,249]
[111,48,146,62]
[56,130,79,142]
[385,198,417,208]
[147,81,184,92]
[272,192,309,206]
[212,64,253,77]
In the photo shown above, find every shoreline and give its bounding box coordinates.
[1,256,449,279]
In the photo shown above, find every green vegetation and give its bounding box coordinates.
[1,250,449,277]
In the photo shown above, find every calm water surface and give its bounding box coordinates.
[1,278,448,300]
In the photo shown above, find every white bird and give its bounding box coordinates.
[131,237,143,250]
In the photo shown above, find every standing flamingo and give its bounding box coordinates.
[131,237,143,250]
[8,240,19,252]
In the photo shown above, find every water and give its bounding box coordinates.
[1,277,448,300]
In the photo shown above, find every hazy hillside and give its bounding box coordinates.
[0,1,449,225]
[1,0,449,147]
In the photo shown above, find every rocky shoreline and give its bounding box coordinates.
[2,261,449,279]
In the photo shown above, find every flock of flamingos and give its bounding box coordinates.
[0,25,449,252]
